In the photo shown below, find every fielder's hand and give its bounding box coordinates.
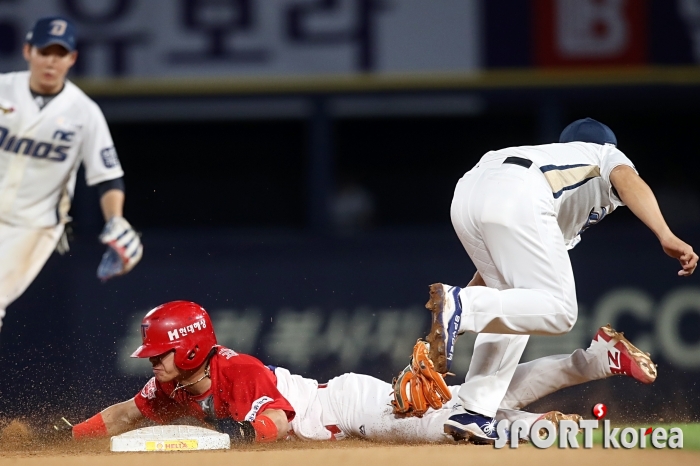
[97,216,143,281]
[660,234,698,276]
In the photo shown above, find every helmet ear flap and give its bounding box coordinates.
[187,345,199,361]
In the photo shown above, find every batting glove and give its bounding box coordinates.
[97,216,143,281]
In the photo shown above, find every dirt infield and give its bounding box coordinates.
[0,422,697,466]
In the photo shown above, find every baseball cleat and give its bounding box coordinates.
[425,283,464,374]
[535,411,582,439]
[589,324,657,384]
[444,408,500,444]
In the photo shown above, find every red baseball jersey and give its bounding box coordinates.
[134,346,295,425]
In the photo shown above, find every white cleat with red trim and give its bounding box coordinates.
[588,324,657,384]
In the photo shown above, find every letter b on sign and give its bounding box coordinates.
[534,0,647,66]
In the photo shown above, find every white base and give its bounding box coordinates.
[110,425,230,452]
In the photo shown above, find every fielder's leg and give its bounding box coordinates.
[500,325,658,410]
[440,162,578,442]
[450,163,578,336]
[0,223,63,331]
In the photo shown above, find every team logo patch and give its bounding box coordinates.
[244,396,274,421]
[141,323,149,340]
[167,318,207,341]
[100,146,120,168]
[218,348,238,359]
[141,377,158,400]
[50,20,68,37]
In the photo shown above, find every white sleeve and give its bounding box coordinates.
[81,101,124,186]
[600,146,636,182]
[600,146,636,208]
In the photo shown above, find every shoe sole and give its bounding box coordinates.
[600,325,657,383]
[444,423,499,445]
[536,411,582,439]
[443,423,471,443]
[425,283,449,374]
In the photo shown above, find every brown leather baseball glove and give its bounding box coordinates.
[391,340,452,417]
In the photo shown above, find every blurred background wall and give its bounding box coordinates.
[1,0,699,423]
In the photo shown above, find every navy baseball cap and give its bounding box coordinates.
[559,118,617,146]
[25,16,77,52]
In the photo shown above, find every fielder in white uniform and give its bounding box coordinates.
[423,118,697,443]
[0,16,142,330]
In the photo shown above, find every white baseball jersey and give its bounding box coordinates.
[0,71,123,228]
[475,142,636,249]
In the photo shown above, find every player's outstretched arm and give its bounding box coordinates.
[68,398,145,439]
[610,165,698,276]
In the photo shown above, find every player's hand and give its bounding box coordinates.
[97,216,143,281]
[660,234,698,276]
[46,417,73,442]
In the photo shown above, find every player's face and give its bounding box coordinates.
[149,350,179,383]
[23,44,77,95]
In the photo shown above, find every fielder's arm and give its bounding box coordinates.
[609,165,698,276]
[99,188,124,221]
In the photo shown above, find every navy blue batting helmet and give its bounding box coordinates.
[559,118,617,146]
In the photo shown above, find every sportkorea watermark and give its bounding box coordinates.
[495,404,683,449]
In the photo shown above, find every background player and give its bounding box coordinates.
[57,300,655,444]
[423,118,695,443]
[0,16,142,331]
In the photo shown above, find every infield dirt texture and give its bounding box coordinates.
[0,421,697,466]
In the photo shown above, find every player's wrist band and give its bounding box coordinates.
[251,415,278,443]
[72,413,108,439]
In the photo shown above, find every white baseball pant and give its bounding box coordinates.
[312,345,608,442]
[449,158,578,417]
[0,222,63,330]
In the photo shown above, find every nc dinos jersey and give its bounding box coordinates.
[0,71,123,228]
[475,142,636,249]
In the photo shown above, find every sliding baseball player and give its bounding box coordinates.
[54,300,655,444]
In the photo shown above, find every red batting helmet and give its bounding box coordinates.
[131,301,217,371]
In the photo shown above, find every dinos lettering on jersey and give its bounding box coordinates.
[0,125,70,162]
[53,130,74,142]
